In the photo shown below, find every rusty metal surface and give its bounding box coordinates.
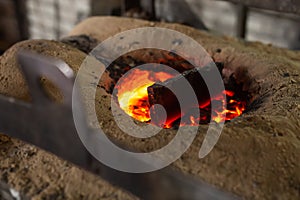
[219,0,300,15]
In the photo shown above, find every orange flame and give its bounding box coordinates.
[115,68,246,128]
[115,68,174,122]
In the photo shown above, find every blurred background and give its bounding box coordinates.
[1,0,300,55]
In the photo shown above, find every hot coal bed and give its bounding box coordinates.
[106,49,251,129]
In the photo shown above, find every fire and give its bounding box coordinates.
[210,91,246,123]
[211,98,246,123]
[118,83,153,122]
[115,68,175,122]
[115,68,246,128]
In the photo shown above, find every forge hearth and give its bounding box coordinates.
[72,17,300,200]
[0,16,299,200]
[108,51,248,128]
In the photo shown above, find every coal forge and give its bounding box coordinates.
[0,16,299,200]
[107,49,249,129]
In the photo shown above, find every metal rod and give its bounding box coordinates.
[236,4,248,39]
[54,0,61,39]
[150,0,156,20]
[13,0,29,40]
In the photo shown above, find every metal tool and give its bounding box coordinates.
[0,51,238,200]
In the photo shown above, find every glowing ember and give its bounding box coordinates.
[115,68,175,122]
[211,91,246,123]
[118,83,153,122]
[115,68,246,128]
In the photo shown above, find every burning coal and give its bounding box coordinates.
[115,68,175,122]
[113,63,246,129]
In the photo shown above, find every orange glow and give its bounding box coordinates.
[115,68,246,128]
[212,98,246,123]
[224,90,234,97]
[115,68,175,122]
[190,116,197,126]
